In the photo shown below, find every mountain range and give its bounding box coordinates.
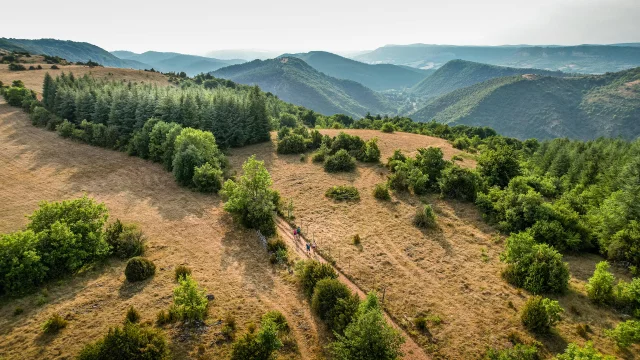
[410,67,640,140]
[354,44,640,74]
[111,51,244,76]
[212,57,393,118]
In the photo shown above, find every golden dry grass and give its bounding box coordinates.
[0,99,326,360]
[0,64,171,97]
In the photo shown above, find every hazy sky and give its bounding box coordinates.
[3,0,639,55]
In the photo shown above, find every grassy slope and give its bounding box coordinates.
[213,57,393,117]
[289,51,431,91]
[411,67,640,140]
[410,59,565,99]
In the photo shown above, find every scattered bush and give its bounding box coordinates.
[124,257,156,282]
[501,232,570,294]
[267,237,287,253]
[192,162,223,193]
[357,138,381,162]
[0,230,47,296]
[262,310,290,333]
[277,134,307,154]
[172,128,225,187]
[2,85,34,106]
[231,317,282,360]
[414,316,427,331]
[156,308,179,325]
[311,279,352,326]
[554,341,614,360]
[613,278,640,314]
[325,185,360,201]
[125,306,141,324]
[173,275,208,321]
[51,65,60,69]
[312,150,326,163]
[352,234,361,246]
[105,220,146,259]
[297,260,338,297]
[324,149,356,173]
[77,322,170,360]
[42,313,68,334]
[438,166,481,202]
[380,123,395,133]
[8,63,26,71]
[174,265,192,281]
[521,296,563,333]
[413,204,437,229]
[605,320,640,348]
[484,344,539,360]
[373,183,391,200]
[13,307,24,316]
[57,119,75,138]
[586,261,615,305]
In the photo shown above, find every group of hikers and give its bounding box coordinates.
[293,226,317,254]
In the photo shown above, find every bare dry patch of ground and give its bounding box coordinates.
[0,99,326,360]
[229,131,634,359]
[0,64,171,97]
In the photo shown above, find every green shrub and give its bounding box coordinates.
[230,319,282,360]
[261,310,290,333]
[77,322,170,360]
[8,63,26,71]
[0,230,47,296]
[125,306,141,324]
[173,275,208,321]
[311,279,353,327]
[156,308,179,325]
[613,278,640,314]
[192,162,223,193]
[277,134,307,154]
[478,145,521,188]
[438,166,481,202]
[105,220,146,259]
[521,296,563,333]
[413,204,437,229]
[554,341,614,360]
[414,316,427,331]
[380,123,395,133]
[172,128,225,187]
[501,232,570,294]
[484,344,539,360]
[325,185,360,201]
[13,307,24,316]
[174,265,192,281]
[312,150,326,163]
[373,183,391,200]
[387,149,407,169]
[30,106,52,127]
[267,237,287,253]
[124,257,156,282]
[3,86,33,106]
[57,119,75,138]
[352,234,361,246]
[605,320,640,348]
[42,313,68,334]
[607,220,640,267]
[586,261,615,305]
[324,149,356,173]
[297,260,338,297]
[452,137,471,150]
[357,138,381,162]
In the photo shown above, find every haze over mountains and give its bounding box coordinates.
[111,50,244,76]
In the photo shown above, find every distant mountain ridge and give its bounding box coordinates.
[212,57,393,118]
[410,67,640,140]
[411,59,566,99]
[0,38,146,69]
[287,51,432,90]
[111,50,244,76]
[355,44,640,74]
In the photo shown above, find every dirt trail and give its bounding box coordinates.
[275,218,430,360]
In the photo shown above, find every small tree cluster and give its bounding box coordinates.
[231,314,283,360]
[172,274,208,321]
[77,322,170,360]
[325,185,360,201]
[521,296,563,333]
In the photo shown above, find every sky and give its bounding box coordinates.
[3,0,639,55]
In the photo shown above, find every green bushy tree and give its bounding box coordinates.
[586,261,615,304]
[605,320,640,348]
[192,162,223,193]
[77,322,170,360]
[438,166,481,201]
[324,149,356,173]
[173,275,208,321]
[0,230,47,296]
[124,257,156,282]
[478,145,521,188]
[554,342,615,360]
[521,296,563,333]
[297,260,338,297]
[172,128,225,187]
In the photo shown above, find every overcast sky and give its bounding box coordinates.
[3,0,639,55]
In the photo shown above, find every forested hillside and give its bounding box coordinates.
[0,38,146,69]
[289,51,432,90]
[111,51,245,76]
[410,67,640,140]
[410,59,565,99]
[213,57,394,118]
[355,44,640,73]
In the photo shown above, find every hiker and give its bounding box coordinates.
[293,229,297,240]
[306,242,311,253]
[297,226,302,236]
[312,241,317,252]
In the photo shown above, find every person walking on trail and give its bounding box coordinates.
[297,226,302,236]
[293,229,297,241]
[311,241,316,252]
[306,242,311,253]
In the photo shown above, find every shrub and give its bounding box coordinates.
[554,342,613,360]
[8,63,26,71]
[267,237,287,253]
[521,296,563,333]
[57,119,75,138]
[380,123,395,133]
[453,137,471,150]
[124,257,156,282]
[324,149,356,173]
[42,313,68,334]
[172,128,225,187]
[105,220,146,259]
[438,166,481,202]
[230,319,282,360]
[501,232,570,294]
[325,185,360,201]
[478,145,521,188]
[156,308,179,325]
[357,138,381,162]
[192,162,223,193]
[30,106,52,127]
[261,310,290,333]
[311,279,352,325]
[125,306,141,324]
[0,230,47,296]
[485,344,538,360]
[373,183,391,200]
[277,134,307,154]
[607,220,640,267]
[297,260,338,297]
[414,204,437,229]
[352,234,361,246]
[173,275,208,321]
[613,278,640,314]
[51,65,60,69]
[414,317,427,331]
[77,322,170,360]
[312,150,326,163]
[174,265,192,281]
[586,261,615,305]
[13,307,24,316]
[3,86,33,106]
[605,320,640,348]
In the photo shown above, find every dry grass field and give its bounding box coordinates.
[0,64,171,97]
[0,67,637,359]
